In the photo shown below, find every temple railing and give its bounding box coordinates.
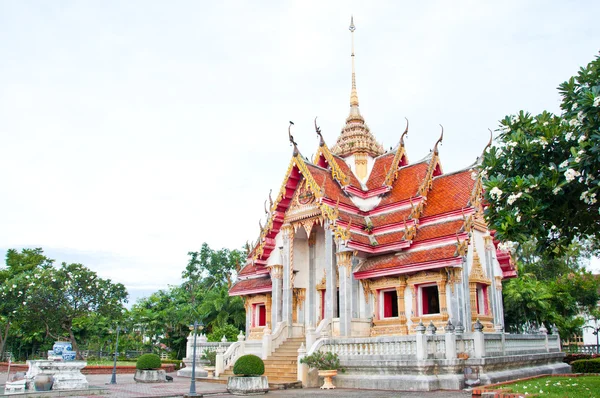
[314,335,418,359]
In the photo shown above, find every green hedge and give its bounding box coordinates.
[136,354,162,370]
[571,358,600,373]
[233,354,264,376]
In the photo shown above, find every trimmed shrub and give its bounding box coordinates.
[563,353,600,364]
[136,354,162,370]
[233,354,264,376]
[300,351,344,371]
[571,358,600,373]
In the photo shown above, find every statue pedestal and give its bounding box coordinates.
[26,360,88,390]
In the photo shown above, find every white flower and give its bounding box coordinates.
[516,215,521,222]
[575,156,581,163]
[507,192,523,205]
[489,187,503,200]
[564,168,581,182]
[508,141,518,148]
[543,121,549,126]
[559,160,569,168]
[539,137,548,148]
[553,187,562,195]
[594,96,600,107]
[12,284,16,289]
[580,191,597,205]
[578,111,585,122]
[569,118,581,127]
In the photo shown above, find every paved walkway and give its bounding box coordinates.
[2,372,472,397]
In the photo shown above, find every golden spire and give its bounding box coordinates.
[331,16,384,159]
[349,16,359,109]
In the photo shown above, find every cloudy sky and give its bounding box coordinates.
[1,1,599,304]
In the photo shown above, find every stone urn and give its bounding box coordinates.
[52,341,72,356]
[318,369,338,389]
[34,374,54,391]
[204,366,215,378]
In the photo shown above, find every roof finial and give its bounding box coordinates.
[349,16,360,110]
[433,124,444,155]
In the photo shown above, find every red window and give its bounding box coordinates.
[253,303,266,327]
[421,285,440,315]
[476,285,489,315]
[382,289,398,318]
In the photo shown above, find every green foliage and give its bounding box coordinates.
[300,351,344,371]
[563,354,600,364]
[491,376,600,397]
[501,240,600,339]
[207,324,240,342]
[482,53,600,255]
[136,353,162,370]
[571,358,600,373]
[233,354,265,376]
[202,349,216,366]
[0,248,55,358]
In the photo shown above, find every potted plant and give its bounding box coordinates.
[226,354,268,395]
[300,351,344,389]
[134,353,167,383]
[202,349,216,378]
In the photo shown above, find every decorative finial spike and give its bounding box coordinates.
[400,118,409,147]
[349,16,359,109]
[433,124,444,155]
[288,121,299,156]
[314,116,325,147]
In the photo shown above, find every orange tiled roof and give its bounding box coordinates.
[366,153,395,189]
[374,230,406,245]
[331,154,362,188]
[355,244,458,274]
[413,219,465,242]
[238,262,267,277]
[229,277,272,296]
[304,164,355,207]
[379,162,429,206]
[369,208,413,228]
[421,170,475,218]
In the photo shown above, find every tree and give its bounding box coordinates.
[0,248,54,359]
[502,240,600,339]
[482,53,600,255]
[22,262,128,358]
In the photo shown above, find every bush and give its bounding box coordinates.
[136,353,162,370]
[203,349,216,366]
[233,354,264,376]
[207,324,240,342]
[300,351,344,371]
[564,353,600,364]
[571,358,600,373]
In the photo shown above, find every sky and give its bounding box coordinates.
[1,0,599,304]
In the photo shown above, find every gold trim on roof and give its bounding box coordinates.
[384,119,409,187]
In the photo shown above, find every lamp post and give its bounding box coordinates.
[109,325,122,385]
[188,321,204,397]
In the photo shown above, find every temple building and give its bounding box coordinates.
[230,17,516,342]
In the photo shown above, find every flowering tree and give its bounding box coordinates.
[0,248,54,359]
[482,53,600,254]
[22,262,128,357]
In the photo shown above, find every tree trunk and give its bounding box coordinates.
[68,327,83,360]
[0,322,10,361]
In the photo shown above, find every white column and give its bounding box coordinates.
[281,225,294,337]
[337,250,354,337]
[324,222,337,319]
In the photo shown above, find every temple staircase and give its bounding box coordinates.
[216,337,304,388]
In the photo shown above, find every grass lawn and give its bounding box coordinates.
[84,360,138,366]
[491,376,600,397]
